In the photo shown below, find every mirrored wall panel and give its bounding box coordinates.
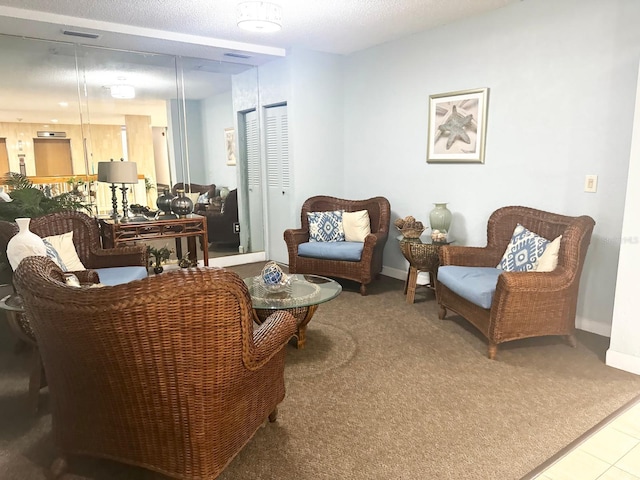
[0,33,262,257]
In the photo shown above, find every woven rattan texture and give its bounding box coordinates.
[284,195,391,295]
[436,205,595,360]
[13,257,298,479]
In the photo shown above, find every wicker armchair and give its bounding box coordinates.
[284,195,391,295]
[0,210,147,271]
[13,256,298,480]
[436,206,595,359]
[0,211,148,413]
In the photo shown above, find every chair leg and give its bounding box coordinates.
[438,305,447,319]
[359,284,367,296]
[28,346,44,415]
[488,343,498,360]
[565,334,577,348]
[268,407,278,422]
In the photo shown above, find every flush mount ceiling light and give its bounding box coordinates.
[110,84,135,99]
[237,1,282,33]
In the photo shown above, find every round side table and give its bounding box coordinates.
[398,235,454,304]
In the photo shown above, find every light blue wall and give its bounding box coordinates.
[340,0,640,335]
[255,50,345,222]
[168,98,206,185]
[202,91,236,190]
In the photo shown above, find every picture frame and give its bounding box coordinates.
[224,127,237,166]
[426,87,489,164]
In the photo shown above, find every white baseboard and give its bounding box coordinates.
[606,349,640,376]
[381,266,430,285]
[382,265,406,281]
[576,316,612,337]
[202,251,266,268]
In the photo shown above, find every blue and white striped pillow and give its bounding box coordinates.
[42,238,68,272]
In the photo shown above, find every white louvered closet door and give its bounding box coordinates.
[245,109,264,252]
[265,104,291,264]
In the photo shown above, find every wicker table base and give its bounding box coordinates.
[252,305,318,349]
[399,236,453,304]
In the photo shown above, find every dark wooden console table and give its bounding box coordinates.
[99,214,209,266]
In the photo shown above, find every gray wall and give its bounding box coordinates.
[339,0,640,336]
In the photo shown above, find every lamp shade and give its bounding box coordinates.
[97,161,138,184]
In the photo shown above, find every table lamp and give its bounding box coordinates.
[97,159,138,221]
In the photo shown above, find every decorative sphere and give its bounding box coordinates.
[261,261,284,285]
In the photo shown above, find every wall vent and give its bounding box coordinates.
[224,52,252,59]
[37,131,67,138]
[62,30,101,39]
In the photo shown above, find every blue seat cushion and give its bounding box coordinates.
[437,266,503,309]
[95,266,148,286]
[298,241,363,261]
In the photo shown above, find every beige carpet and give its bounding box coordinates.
[1,264,640,479]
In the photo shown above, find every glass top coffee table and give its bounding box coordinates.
[244,274,342,349]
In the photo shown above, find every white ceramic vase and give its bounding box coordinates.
[6,218,47,270]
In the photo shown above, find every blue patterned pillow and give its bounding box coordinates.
[307,210,345,242]
[42,238,69,272]
[498,224,550,272]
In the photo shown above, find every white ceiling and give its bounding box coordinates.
[0,0,517,126]
[0,0,517,57]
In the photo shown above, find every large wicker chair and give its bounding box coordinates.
[436,206,595,360]
[284,195,391,295]
[13,256,298,480]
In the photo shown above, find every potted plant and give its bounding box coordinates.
[0,173,92,284]
[147,244,173,274]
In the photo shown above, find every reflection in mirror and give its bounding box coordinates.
[0,36,83,180]
[0,33,263,259]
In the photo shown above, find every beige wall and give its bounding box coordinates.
[0,122,124,176]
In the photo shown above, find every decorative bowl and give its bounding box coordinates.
[399,227,426,239]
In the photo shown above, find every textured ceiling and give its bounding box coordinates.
[0,0,516,56]
[0,0,518,125]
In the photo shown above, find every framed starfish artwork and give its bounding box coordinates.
[426,87,489,164]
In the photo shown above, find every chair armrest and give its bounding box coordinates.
[248,310,298,369]
[440,245,503,267]
[89,246,149,269]
[496,267,573,294]
[73,270,101,284]
[284,228,309,247]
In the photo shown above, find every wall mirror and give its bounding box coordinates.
[0,33,262,259]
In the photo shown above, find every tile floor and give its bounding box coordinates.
[526,396,640,480]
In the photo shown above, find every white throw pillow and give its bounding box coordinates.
[535,235,562,272]
[343,210,371,242]
[186,192,200,205]
[43,231,86,271]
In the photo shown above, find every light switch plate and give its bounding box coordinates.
[584,174,598,193]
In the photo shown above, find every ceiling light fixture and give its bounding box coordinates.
[110,85,135,99]
[237,1,282,33]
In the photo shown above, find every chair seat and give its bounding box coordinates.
[298,241,364,261]
[95,266,148,286]
[437,266,502,309]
